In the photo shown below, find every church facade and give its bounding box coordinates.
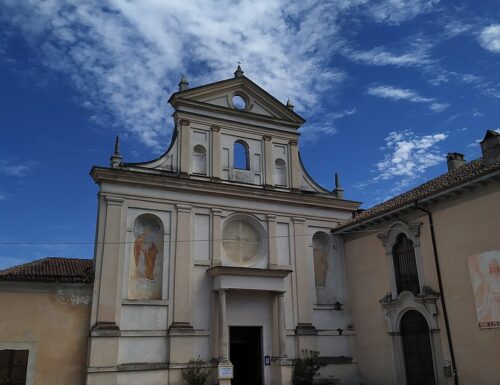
[1,68,500,385]
[86,66,360,385]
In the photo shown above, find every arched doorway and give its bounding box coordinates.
[401,310,436,385]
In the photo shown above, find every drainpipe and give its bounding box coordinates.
[414,202,459,385]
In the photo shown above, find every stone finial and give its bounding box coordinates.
[333,172,344,199]
[178,74,189,92]
[110,136,123,169]
[286,98,295,110]
[480,130,500,165]
[446,152,465,171]
[234,64,244,78]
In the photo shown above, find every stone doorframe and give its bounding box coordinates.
[380,290,449,385]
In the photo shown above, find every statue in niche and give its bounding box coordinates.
[129,214,163,300]
[313,233,329,288]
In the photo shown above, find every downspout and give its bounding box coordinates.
[414,202,459,385]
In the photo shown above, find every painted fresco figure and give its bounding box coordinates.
[129,214,163,300]
[468,251,500,327]
[478,258,500,322]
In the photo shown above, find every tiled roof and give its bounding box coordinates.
[338,157,500,230]
[0,257,94,283]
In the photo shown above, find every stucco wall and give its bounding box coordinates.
[0,282,91,385]
[343,183,500,385]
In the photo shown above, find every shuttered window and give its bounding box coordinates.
[392,233,420,295]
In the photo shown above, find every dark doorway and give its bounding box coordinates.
[401,310,437,385]
[230,326,262,385]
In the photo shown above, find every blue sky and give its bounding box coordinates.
[1,0,499,269]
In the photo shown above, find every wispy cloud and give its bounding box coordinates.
[367,85,449,112]
[1,0,445,150]
[1,0,368,150]
[364,0,440,25]
[355,130,448,196]
[478,25,500,53]
[342,40,432,67]
[0,192,8,201]
[300,108,356,141]
[0,159,34,177]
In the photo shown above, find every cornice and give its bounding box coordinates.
[89,166,361,212]
[207,265,292,278]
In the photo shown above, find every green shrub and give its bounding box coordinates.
[181,357,210,385]
[292,349,324,385]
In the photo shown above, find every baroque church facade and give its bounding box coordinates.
[1,67,499,385]
[86,66,360,385]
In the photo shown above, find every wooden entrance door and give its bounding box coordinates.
[401,310,437,385]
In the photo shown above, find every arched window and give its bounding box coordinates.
[274,158,287,186]
[312,232,329,288]
[128,214,163,300]
[392,233,420,295]
[234,140,249,170]
[192,144,207,174]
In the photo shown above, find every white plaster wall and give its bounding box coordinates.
[227,291,273,385]
[121,305,168,331]
[194,213,210,261]
[277,222,291,266]
[118,337,168,364]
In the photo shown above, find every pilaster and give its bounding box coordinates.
[292,217,315,333]
[171,204,193,328]
[264,135,273,187]
[211,125,221,180]
[95,196,124,328]
[212,208,223,266]
[267,214,277,268]
[289,140,301,190]
[179,118,191,176]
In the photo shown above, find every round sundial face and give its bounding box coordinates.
[222,220,262,264]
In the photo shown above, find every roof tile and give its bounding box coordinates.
[0,257,94,283]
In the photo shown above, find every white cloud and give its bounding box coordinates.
[354,130,448,195]
[430,102,449,112]
[366,0,440,25]
[368,85,431,102]
[0,192,8,201]
[375,130,447,179]
[367,85,448,112]
[2,0,371,148]
[0,159,33,177]
[343,41,432,67]
[478,25,500,53]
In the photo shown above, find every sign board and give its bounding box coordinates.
[218,365,233,379]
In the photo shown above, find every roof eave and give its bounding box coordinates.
[334,168,500,234]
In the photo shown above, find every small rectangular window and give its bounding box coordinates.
[0,349,29,385]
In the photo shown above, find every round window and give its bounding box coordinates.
[222,220,261,264]
[232,95,247,110]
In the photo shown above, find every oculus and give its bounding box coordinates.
[222,219,262,264]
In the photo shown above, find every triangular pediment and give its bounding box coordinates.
[168,76,305,125]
